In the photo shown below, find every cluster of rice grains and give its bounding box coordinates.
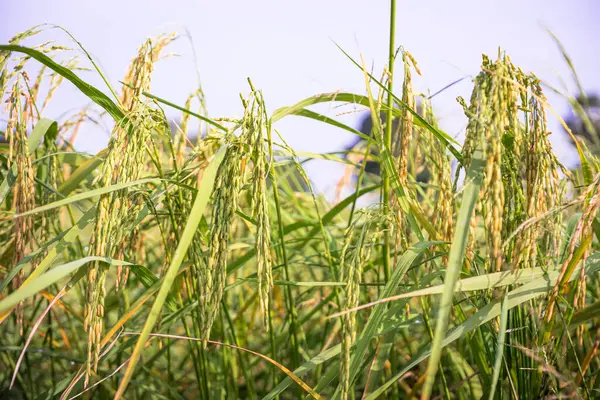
[1,29,73,330]
[198,141,243,345]
[84,36,173,377]
[459,54,563,274]
[244,86,273,330]
[195,84,274,345]
[457,53,572,394]
[4,77,36,329]
[390,52,418,258]
[422,101,454,246]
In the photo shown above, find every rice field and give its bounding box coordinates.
[1,4,599,399]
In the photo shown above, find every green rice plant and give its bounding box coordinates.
[338,209,389,400]
[0,9,599,400]
[201,142,243,346]
[84,36,172,378]
[5,77,36,332]
[242,84,273,330]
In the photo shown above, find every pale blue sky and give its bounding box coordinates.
[3,1,599,197]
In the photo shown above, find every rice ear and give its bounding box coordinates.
[84,36,173,378]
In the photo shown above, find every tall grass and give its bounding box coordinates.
[0,7,599,400]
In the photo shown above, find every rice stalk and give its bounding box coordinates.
[483,56,510,272]
[394,51,416,185]
[5,77,36,331]
[242,85,273,329]
[458,64,489,270]
[513,76,564,271]
[339,209,388,400]
[389,51,418,268]
[421,100,454,245]
[37,115,61,259]
[84,36,171,378]
[201,141,243,345]
[545,178,600,323]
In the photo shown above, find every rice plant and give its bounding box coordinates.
[0,4,599,399]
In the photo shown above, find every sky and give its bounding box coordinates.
[2,0,600,198]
